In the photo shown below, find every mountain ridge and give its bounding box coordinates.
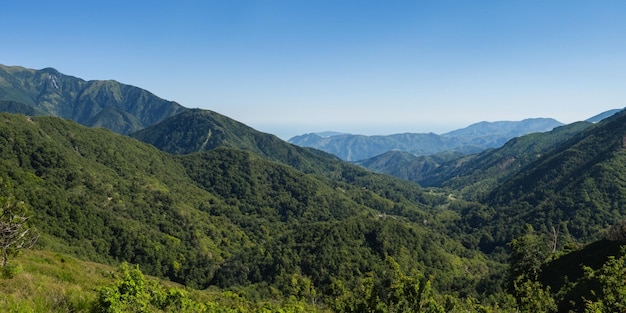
[585,108,622,123]
[0,111,494,300]
[455,109,626,249]
[289,118,564,161]
[357,121,593,198]
[0,64,187,134]
[2,64,626,311]
[129,109,351,177]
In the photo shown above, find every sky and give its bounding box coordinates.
[1,1,625,139]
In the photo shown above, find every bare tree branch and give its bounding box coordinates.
[0,197,39,267]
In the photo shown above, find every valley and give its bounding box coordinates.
[1,64,626,312]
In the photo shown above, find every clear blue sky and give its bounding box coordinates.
[2,1,625,139]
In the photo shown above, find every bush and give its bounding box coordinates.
[0,263,22,279]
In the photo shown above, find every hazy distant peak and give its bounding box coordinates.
[289,118,564,161]
[442,118,563,138]
[315,131,350,138]
[585,108,623,123]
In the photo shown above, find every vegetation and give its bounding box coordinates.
[130,109,351,178]
[0,64,186,134]
[0,113,495,306]
[0,195,38,267]
[2,63,626,312]
[480,110,626,247]
[0,250,325,312]
[357,121,592,200]
[0,100,43,116]
[1,107,626,311]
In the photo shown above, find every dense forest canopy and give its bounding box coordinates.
[0,113,493,308]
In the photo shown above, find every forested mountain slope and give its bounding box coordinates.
[422,122,593,194]
[131,108,449,200]
[0,64,186,133]
[3,63,626,311]
[0,112,493,300]
[357,122,591,199]
[460,109,626,249]
[355,149,461,183]
[130,109,343,175]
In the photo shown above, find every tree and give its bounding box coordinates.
[509,225,549,282]
[94,262,205,313]
[0,196,38,267]
[329,257,445,313]
[508,225,556,312]
[603,219,626,242]
[583,247,626,313]
[511,275,556,312]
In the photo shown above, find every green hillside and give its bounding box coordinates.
[0,112,499,309]
[355,150,462,184]
[130,109,345,175]
[355,122,590,199]
[424,121,592,196]
[0,99,44,116]
[131,108,454,204]
[0,64,186,133]
[540,239,624,312]
[130,109,279,155]
[4,63,626,312]
[1,250,330,312]
[454,110,626,251]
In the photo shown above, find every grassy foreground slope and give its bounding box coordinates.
[1,250,330,313]
[1,250,113,312]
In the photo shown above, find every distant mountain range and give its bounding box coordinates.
[0,64,186,134]
[289,118,564,161]
[356,121,593,196]
[354,109,621,190]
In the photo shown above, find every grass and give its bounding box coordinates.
[0,249,330,313]
[0,250,115,312]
